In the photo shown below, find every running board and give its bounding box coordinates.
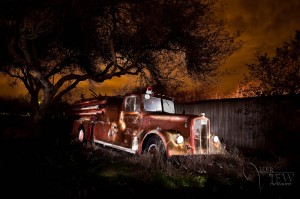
[94,139,137,154]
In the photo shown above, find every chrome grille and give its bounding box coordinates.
[194,119,209,153]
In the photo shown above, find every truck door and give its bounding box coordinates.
[93,112,106,142]
[122,95,141,148]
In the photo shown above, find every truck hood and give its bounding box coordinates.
[143,112,198,121]
[142,112,204,136]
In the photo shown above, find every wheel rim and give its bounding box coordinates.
[147,143,158,155]
[78,129,84,142]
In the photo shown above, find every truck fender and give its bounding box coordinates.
[138,129,170,157]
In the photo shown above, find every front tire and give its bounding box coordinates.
[143,136,167,165]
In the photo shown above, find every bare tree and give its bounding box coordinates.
[240,30,300,97]
[0,0,241,131]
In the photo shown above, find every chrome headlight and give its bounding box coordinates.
[213,135,219,143]
[175,134,184,144]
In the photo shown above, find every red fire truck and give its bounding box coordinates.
[71,87,225,159]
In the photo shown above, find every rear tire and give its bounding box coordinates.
[78,128,85,143]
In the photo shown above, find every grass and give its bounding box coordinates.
[0,118,298,198]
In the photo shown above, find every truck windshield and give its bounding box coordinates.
[142,94,175,114]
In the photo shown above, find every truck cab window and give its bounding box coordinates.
[162,99,175,114]
[142,95,162,112]
[125,96,140,112]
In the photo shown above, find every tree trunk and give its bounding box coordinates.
[31,103,49,137]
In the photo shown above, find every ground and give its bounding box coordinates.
[0,120,298,199]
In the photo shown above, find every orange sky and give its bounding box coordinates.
[217,0,300,93]
[1,0,300,99]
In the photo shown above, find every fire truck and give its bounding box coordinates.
[71,87,225,159]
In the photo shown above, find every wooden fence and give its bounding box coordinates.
[176,95,300,154]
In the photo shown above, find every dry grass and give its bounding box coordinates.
[81,141,295,191]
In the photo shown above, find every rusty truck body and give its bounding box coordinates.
[71,87,225,158]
